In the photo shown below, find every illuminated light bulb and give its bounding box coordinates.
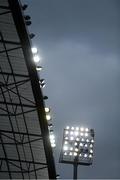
[84,154,88,158]
[46,114,51,121]
[81,138,84,142]
[51,143,56,147]
[86,139,89,143]
[89,154,92,158]
[65,131,69,135]
[71,127,74,130]
[80,143,83,147]
[75,148,78,152]
[90,144,93,148]
[80,127,84,131]
[80,133,84,136]
[50,134,55,140]
[75,131,79,136]
[45,107,50,113]
[66,126,70,129]
[90,149,93,153]
[63,146,68,151]
[64,152,67,156]
[31,47,38,54]
[85,133,88,137]
[85,128,89,132]
[50,139,55,144]
[70,136,74,140]
[91,139,94,143]
[70,147,73,151]
[76,137,79,141]
[76,127,79,131]
[74,142,78,146]
[79,153,82,157]
[36,66,42,71]
[65,137,68,140]
[33,55,40,63]
[85,144,88,148]
[74,152,77,156]
[69,152,72,156]
[64,141,68,145]
[70,131,73,135]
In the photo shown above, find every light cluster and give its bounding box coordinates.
[45,107,56,148]
[31,47,41,63]
[49,131,56,148]
[60,126,94,165]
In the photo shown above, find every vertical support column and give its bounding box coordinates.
[73,157,78,180]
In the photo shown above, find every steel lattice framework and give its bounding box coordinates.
[0,0,56,179]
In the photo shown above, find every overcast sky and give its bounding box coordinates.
[23,0,120,178]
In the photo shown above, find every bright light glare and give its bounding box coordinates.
[50,134,55,140]
[76,127,79,131]
[81,138,84,142]
[80,133,84,136]
[45,107,50,113]
[85,128,89,132]
[70,131,73,135]
[31,47,38,54]
[50,139,55,144]
[65,137,68,140]
[90,149,93,153]
[74,152,77,156]
[85,144,88,147]
[90,144,93,148]
[80,127,84,131]
[70,147,73,151]
[65,131,69,135]
[74,142,78,146]
[51,143,56,147]
[84,154,88,158]
[64,141,68,144]
[69,152,72,156]
[66,126,70,129]
[75,131,79,136]
[80,143,83,147]
[46,114,51,121]
[91,139,94,143]
[89,154,92,158]
[36,66,42,71]
[33,55,40,63]
[70,136,74,140]
[75,148,78,152]
[76,137,79,141]
[63,146,68,151]
[71,127,74,130]
[64,152,67,156]
[86,139,89,142]
[85,133,88,137]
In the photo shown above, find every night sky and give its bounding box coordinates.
[22,0,120,178]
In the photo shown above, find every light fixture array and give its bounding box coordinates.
[61,126,94,165]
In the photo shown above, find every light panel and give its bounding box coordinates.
[60,126,95,165]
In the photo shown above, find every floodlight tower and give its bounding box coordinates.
[59,126,95,179]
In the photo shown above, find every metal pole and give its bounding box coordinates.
[73,157,78,180]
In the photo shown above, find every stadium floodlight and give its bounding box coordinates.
[59,126,95,179]
[36,66,42,71]
[46,114,51,121]
[45,107,50,113]
[49,132,56,148]
[31,47,38,54]
[33,55,40,63]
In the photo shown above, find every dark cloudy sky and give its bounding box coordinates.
[23,0,120,178]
